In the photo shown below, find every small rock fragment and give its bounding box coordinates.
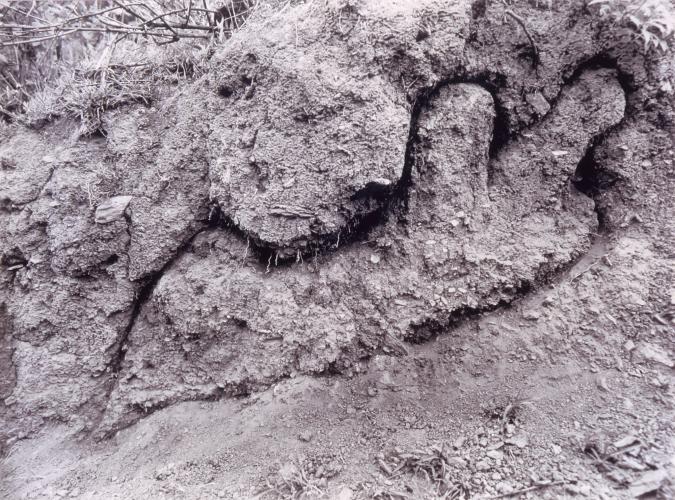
[607,469,629,484]
[278,462,300,481]
[618,456,647,471]
[526,91,550,116]
[95,196,132,224]
[634,343,674,368]
[335,486,354,500]
[627,469,668,497]
[505,434,528,449]
[299,430,314,442]
[447,457,467,468]
[496,482,514,494]
[523,310,541,321]
[613,434,638,448]
[476,460,491,471]
[565,483,592,496]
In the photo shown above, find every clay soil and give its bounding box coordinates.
[3,232,675,500]
[1,0,674,499]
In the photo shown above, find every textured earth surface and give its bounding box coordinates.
[1,0,674,498]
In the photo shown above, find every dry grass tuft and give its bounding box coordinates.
[376,444,471,500]
[0,1,262,131]
[259,453,343,499]
[21,39,212,135]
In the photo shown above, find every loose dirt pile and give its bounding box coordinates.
[1,0,673,498]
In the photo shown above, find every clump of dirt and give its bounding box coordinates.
[0,0,674,497]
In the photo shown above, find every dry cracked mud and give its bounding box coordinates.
[1,0,674,498]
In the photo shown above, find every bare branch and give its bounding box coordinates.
[505,10,540,68]
[0,3,229,48]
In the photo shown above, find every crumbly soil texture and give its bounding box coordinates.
[1,0,674,498]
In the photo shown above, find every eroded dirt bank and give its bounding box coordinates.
[2,232,674,499]
[0,0,674,498]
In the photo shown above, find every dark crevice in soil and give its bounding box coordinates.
[404,122,628,348]
[557,53,635,112]
[572,131,624,233]
[205,60,628,269]
[0,303,17,401]
[102,373,291,438]
[471,0,487,19]
[487,93,511,161]
[404,291,523,345]
[95,222,211,433]
[401,226,612,346]
[205,87,430,267]
[208,72,513,268]
[569,60,630,234]
[101,54,632,433]
[110,342,375,436]
[411,70,509,157]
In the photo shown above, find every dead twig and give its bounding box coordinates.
[485,480,569,499]
[505,10,540,68]
[0,3,229,48]
[569,258,603,283]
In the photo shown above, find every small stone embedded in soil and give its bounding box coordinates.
[94,195,133,224]
[619,456,647,471]
[299,430,314,442]
[335,486,354,500]
[523,310,541,321]
[634,343,674,367]
[606,469,628,484]
[565,483,592,496]
[526,91,550,116]
[613,434,638,448]
[496,482,514,494]
[628,469,669,497]
[447,457,467,468]
[476,460,491,472]
[505,434,528,448]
